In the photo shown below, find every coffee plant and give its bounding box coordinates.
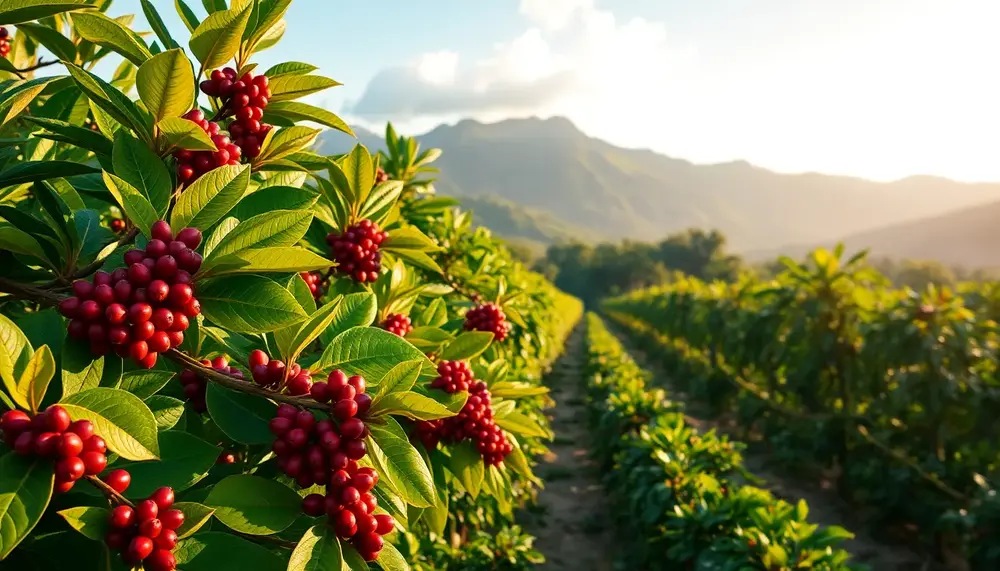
[0,2,582,570]
[604,247,1000,568]
[583,314,858,570]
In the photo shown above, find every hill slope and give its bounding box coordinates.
[317,117,1000,252]
[752,200,1000,267]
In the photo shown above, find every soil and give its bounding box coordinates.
[602,320,940,571]
[525,324,616,571]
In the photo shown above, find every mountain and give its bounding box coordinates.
[317,117,1000,253]
[750,200,1000,268]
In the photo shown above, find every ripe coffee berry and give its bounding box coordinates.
[109,218,126,234]
[300,271,325,300]
[61,220,202,368]
[106,487,182,570]
[200,67,272,159]
[375,167,390,184]
[464,302,511,342]
[326,219,388,283]
[247,351,314,395]
[381,313,412,337]
[429,360,474,394]
[173,109,241,186]
[179,356,244,412]
[0,27,10,58]
[416,377,512,466]
[1,407,115,492]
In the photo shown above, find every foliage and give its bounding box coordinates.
[0,3,581,569]
[583,313,859,570]
[604,246,1000,568]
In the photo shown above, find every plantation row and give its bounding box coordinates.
[0,1,582,570]
[603,247,1000,568]
[582,313,857,569]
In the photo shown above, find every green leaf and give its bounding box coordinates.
[102,171,158,239]
[341,144,374,205]
[0,1,88,25]
[0,78,60,128]
[173,501,214,538]
[488,381,548,399]
[204,210,310,262]
[157,116,218,152]
[203,246,332,277]
[61,388,160,461]
[377,542,410,571]
[317,327,432,382]
[136,49,194,122]
[268,74,340,102]
[388,248,443,274]
[264,61,317,77]
[116,370,174,399]
[0,314,33,410]
[494,410,550,439]
[358,181,403,221]
[17,344,54,413]
[57,506,109,541]
[205,475,301,535]
[189,3,253,70]
[116,431,219,497]
[342,544,369,571]
[256,126,320,164]
[146,395,185,430]
[112,130,171,215]
[0,453,54,559]
[73,11,152,66]
[66,63,151,140]
[175,0,200,32]
[205,383,276,445]
[198,274,308,333]
[0,224,49,264]
[318,292,377,345]
[287,524,344,571]
[61,342,104,399]
[367,418,435,508]
[17,23,76,61]
[279,296,344,363]
[504,435,533,480]
[141,0,180,50]
[446,442,484,499]
[439,331,493,362]
[264,101,353,136]
[229,185,317,220]
[24,116,112,156]
[0,160,98,189]
[243,0,290,55]
[375,391,453,421]
[372,360,423,404]
[174,532,284,571]
[383,226,441,252]
[171,164,250,231]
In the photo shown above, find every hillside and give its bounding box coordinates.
[751,200,1000,267]
[317,117,1000,252]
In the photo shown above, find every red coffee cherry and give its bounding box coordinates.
[464,302,511,341]
[381,313,412,337]
[326,219,388,283]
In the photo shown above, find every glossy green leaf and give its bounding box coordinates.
[115,370,174,399]
[268,74,340,102]
[171,164,250,231]
[203,246,332,277]
[0,160,98,190]
[439,331,494,362]
[66,63,151,139]
[0,453,54,558]
[317,327,432,382]
[146,395,185,430]
[116,431,219,497]
[61,388,160,460]
[17,344,54,413]
[228,185,317,220]
[57,506,109,541]
[205,475,301,535]
[371,360,423,404]
[263,61,316,77]
[318,292,377,345]
[24,116,112,156]
[493,409,550,439]
[73,11,152,66]
[287,524,344,571]
[112,130,171,214]
[173,502,214,538]
[256,126,320,164]
[0,1,89,25]
[377,542,410,571]
[204,209,311,262]
[265,101,353,136]
[136,49,194,121]
[374,391,453,421]
[141,0,180,50]
[188,3,253,70]
[198,274,307,333]
[102,171,158,238]
[174,532,284,571]
[0,314,33,410]
[446,442,484,499]
[205,383,276,445]
[158,116,218,151]
[367,418,435,508]
[61,342,104,399]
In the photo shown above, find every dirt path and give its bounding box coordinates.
[525,324,616,571]
[602,320,936,571]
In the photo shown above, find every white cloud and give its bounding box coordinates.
[519,0,592,31]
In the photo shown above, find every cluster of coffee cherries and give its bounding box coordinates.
[200,67,272,159]
[301,461,394,561]
[464,302,511,342]
[109,218,126,234]
[326,219,388,283]
[174,109,242,186]
[247,350,315,396]
[0,28,10,58]
[300,271,325,301]
[105,487,183,571]
[1,406,109,492]
[381,314,413,337]
[59,221,201,368]
[414,362,512,466]
[178,356,243,413]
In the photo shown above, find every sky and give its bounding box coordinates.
[110,1,1000,182]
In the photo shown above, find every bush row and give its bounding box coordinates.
[582,313,859,570]
[603,248,1000,567]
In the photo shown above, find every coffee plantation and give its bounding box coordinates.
[0,2,976,570]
